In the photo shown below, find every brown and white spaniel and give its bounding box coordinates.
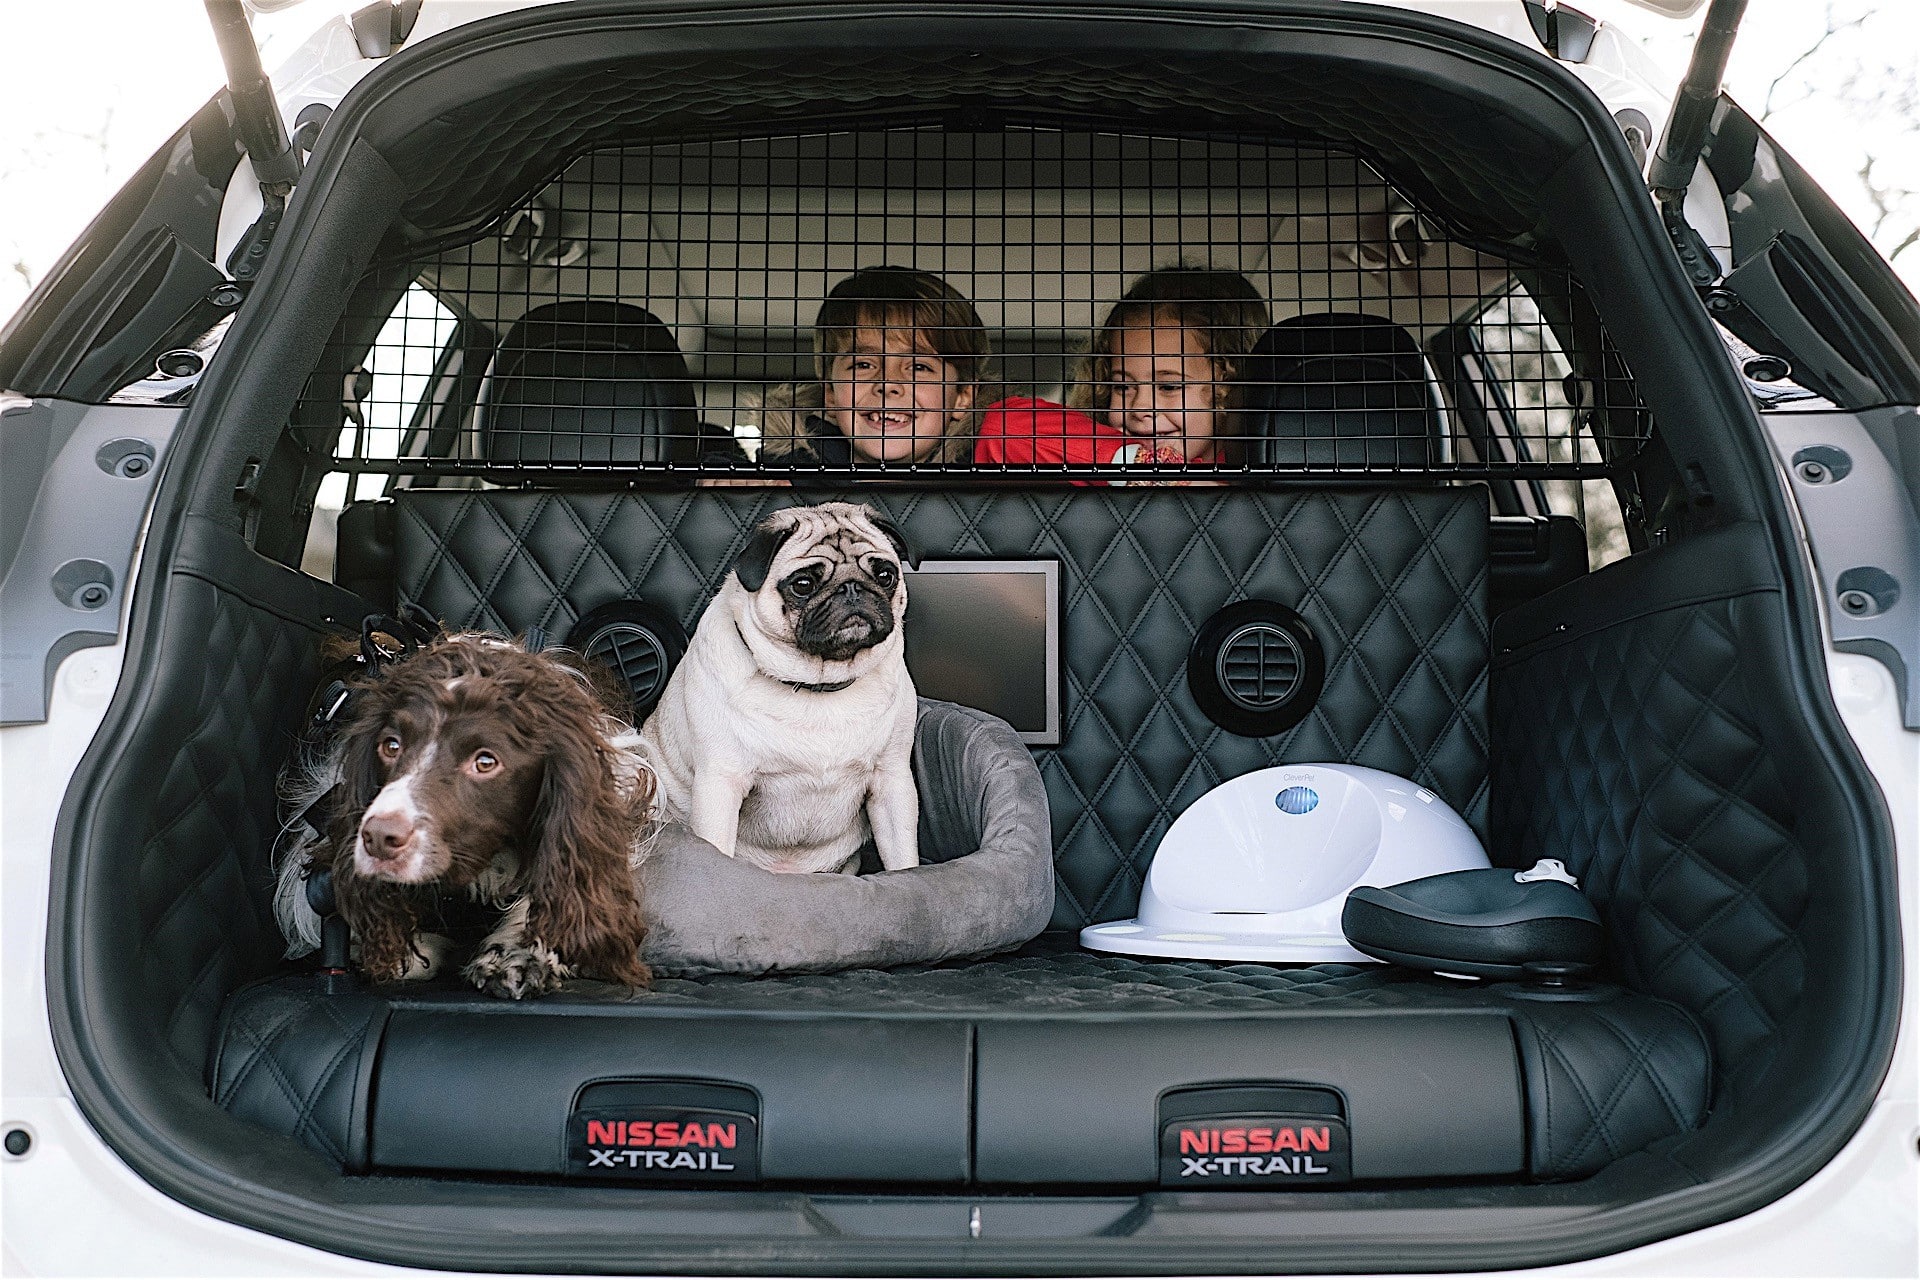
[274,633,653,998]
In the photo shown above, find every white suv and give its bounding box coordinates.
[3,1,1915,1275]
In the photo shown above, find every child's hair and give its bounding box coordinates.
[774,265,992,464]
[1067,266,1271,420]
[812,266,992,386]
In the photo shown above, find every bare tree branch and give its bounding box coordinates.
[1857,151,1917,253]
[1859,158,1891,238]
[1762,3,1868,120]
[1755,5,1917,274]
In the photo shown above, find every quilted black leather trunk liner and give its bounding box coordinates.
[379,486,1490,929]
[213,944,1708,1185]
[1491,524,1821,1104]
[212,486,1703,1191]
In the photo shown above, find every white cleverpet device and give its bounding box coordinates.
[1079,764,1491,963]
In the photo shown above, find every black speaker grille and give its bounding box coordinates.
[1216,623,1304,711]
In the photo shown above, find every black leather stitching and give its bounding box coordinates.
[212,953,1709,1179]
[131,579,317,1068]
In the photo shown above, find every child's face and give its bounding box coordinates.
[824,329,974,464]
[1103,321,1228,463]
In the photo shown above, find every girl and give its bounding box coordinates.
[976,266,1269,478]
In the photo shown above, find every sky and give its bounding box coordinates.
[1,0,1916,329]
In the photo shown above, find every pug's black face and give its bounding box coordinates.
[781,553,901,661]
[731,502,916,671]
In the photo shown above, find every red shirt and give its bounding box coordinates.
[974,397,1197,480]
[974,397,1126,468]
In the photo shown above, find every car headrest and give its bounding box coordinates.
[1240,313,1439,471]
[477,301,698,468]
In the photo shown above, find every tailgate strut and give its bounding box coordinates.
[204,0,302,278]
[1646,0,1749,285]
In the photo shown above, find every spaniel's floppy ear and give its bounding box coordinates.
[733,519,796,592]
[861,507,916,569]
[524,715,651,989]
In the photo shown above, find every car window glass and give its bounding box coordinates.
[1471,287,1630,568]
[300,284,458,577]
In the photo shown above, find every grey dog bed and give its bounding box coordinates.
[635,699,1055,975]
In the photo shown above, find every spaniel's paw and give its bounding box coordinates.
[463,939,569,999]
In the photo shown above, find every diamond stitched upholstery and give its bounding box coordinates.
[203,484,1723,1186]
[1491,592,1809,1096]
[1506,994,1710,1180]
[209,981,388,1171]
[382,487,1491,929]
[215,949,1707,1181]
[132,575,324,1069]
[639,949,1436,1012]
[368,34,1565,246]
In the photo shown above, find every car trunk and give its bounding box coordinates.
[48,3,1898,1273]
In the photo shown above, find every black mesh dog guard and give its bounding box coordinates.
[310,125,1651,489]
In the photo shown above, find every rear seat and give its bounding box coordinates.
[478,300,698,468]
[211,314,1707,1188]
[1242,312,1443,470]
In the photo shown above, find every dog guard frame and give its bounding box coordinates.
[305,123,1655,491]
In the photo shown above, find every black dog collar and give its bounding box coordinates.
[780,677,856,694]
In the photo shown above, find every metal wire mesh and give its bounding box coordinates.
[312,125,1652,483]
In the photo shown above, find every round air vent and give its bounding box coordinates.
[1187,600,1325,737]
[565,600,688,722]
[1215,621,1304,713]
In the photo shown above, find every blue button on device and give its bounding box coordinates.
[1275,786,1319,815]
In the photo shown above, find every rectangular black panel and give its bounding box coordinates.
[1160,1115,1352,1186]
[1158,1084,1351,1187]
[974,1013,1524,1184]
[371,1011,971,1182]
[903,559,1060,744]
[568,1081,760,1182]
